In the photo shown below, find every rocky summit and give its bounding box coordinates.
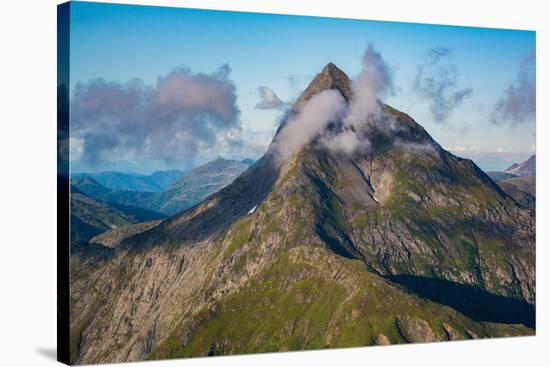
[70,64,535,364]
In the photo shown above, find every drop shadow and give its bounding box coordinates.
[387,275,535,329]
[36,348,57,361]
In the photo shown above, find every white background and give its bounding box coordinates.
[0,0,547,366]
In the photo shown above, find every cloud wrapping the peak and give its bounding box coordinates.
[255,86,287,110]
[320,129,370,156]
[492,49,536,124]
[71,65,241,167]
[414,46,473,123]
[274,89,347,162]
[274,44,402,163]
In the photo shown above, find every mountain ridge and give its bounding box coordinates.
[70,186,164,242]
[73,169,185,192]
[72,157,252,217]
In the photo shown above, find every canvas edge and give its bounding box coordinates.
[57,1,71,365]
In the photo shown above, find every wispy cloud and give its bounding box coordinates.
[287,74,314,92]
[255,86,287,110]
[414,46,473,123]
[200,125,272,160]
[71,65,242,167]
[344,44,395,125]
[492,49,535,124]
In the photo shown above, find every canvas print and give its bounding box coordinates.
[57,1,536,365]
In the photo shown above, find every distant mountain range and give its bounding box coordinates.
[72,157,253,217]
[504,154,536,176]
[152,157,252,215]
[71,63,535,364]
[486,154,535,181]
[70,186,165,242]
[73,169,185,192]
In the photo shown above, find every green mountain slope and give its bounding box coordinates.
[70,64,535,364]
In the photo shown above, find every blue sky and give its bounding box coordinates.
[68,1,536,173]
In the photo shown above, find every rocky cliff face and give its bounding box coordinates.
[70,64,535,364]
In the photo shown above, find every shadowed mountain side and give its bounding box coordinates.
[497,177,536,211]
[387,275,535,328]
[70,187,165,242]
[71,216,106,243]
[486,171,517,181]
[71,241,114,265]
[499,175,536,196]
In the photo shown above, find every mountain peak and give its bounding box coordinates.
[292,63,353,111]
[321,62,342,75]
[505,154,536,176]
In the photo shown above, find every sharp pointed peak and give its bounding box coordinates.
[292,63,353,111]
[321,62,345,76]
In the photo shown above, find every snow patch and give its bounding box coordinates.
[370,184,379,203]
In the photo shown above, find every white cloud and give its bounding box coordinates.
[273,89,347,163]
[255,86,287,110]
[71,65,241,167]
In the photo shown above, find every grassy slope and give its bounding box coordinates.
[149,245,531,359]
